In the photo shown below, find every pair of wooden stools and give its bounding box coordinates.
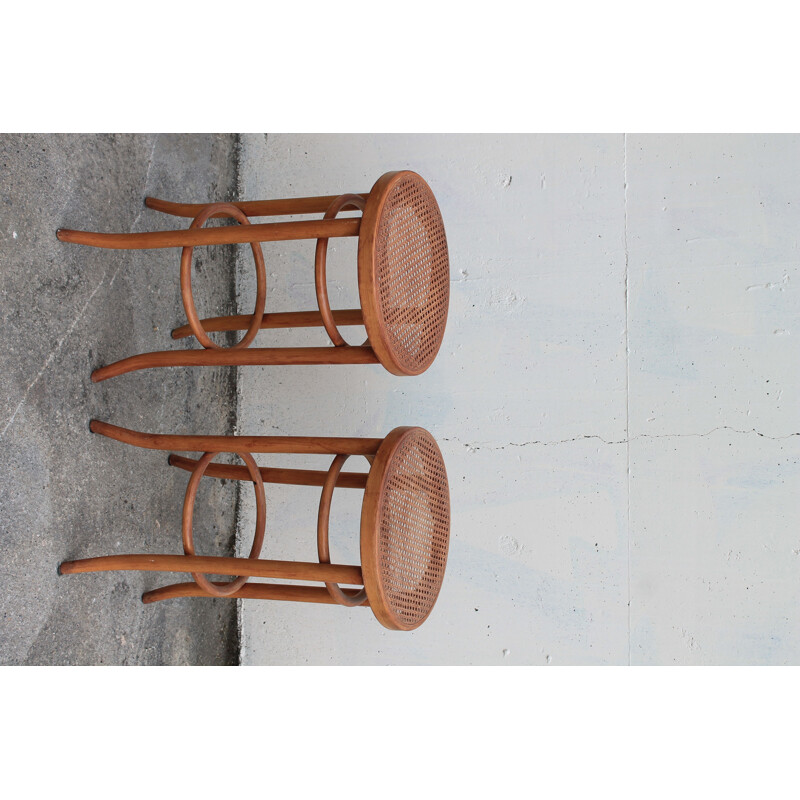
[57,170,451,631]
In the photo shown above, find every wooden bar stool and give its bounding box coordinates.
[59,420,451,631]
[56,170,450,382]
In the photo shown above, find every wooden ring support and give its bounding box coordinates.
[182,451,266,596]
[314,194,367,348]
[57,172,449,380]
[59,422,450,630]
[181,203,267,350]
[317,454,368,607]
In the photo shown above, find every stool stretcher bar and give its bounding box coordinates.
[142,581,370,605]
[167,454,369,489]
[91,345,379,382]
[91,420,383,456]
[171,309,364,340]
[144,193,369,219]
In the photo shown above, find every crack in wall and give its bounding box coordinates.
[443,426,800,452]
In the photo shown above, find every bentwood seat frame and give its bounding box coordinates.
[56,170,450,383]
[59,420,451,632]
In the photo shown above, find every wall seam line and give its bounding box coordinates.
[623,132,632,667]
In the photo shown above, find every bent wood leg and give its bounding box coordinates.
[56,217,360,249]
[90,420,383,456]
[58,554,364,584]
[91,344,378,382]
[142,581,370,605]
[171,309,364,340]
[144,194,369,219]
[168,454,368,489]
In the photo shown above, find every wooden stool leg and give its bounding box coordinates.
[90,420,383,456]
[90,345,379,382]
[58,553,363,584]
[144,194,369,219]
[56,218,360,250]
[142,581,369,605]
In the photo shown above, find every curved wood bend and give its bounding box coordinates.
[56,218,360,250]
[89,419,383,456]
[90,344,379,382]
[315,194,367,347]
[317,454,369,607]
[180,204,267,351]
[145,194,369,219]
[58,554,364,585]
[181,451,266,597]
[142,581,370,605]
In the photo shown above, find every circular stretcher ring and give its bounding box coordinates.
[181,203,267,350]
[182,451,266,597]
[317,454,368,607]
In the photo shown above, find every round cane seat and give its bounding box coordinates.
[358,172,450,376]
[360,427,450,630]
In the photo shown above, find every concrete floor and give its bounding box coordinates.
[1,133,242,664]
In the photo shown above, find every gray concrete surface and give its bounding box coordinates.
[1,133,242,664]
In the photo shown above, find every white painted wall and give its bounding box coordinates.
[233,134,800,665]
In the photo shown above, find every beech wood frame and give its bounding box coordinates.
[57,192,376,381]
[58,420,378,608]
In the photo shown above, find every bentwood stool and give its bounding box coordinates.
[56,170,450,382]
[59,420,451,631]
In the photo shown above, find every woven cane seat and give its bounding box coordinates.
[360,427,450,630]
[358,172,450,376]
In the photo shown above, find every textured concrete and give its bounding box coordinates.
[627,135,800,664]
[234,134,629,664]
[0,134,241,665]
[234,133,800,665]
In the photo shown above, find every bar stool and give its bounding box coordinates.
[56,170,450,382]
[59,420,451,631]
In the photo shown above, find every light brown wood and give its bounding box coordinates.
[58,554,364,585]
[181,451,267,596]
[58,173,449,384]
[91,345,379,382]
[359,427,416,630]
[356,170,450,376]
[168,454,369,489]
[171,309,364,340]
[56,217,360,249]
[145,194,369,219]
[90,419,384,455]
[142,581,370,605]
[317,454,368,607]
[359,426,450,631]
[179,203,267,350]
[316,194,367,347]
[61,422,451,630]
[357,171,406,374]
